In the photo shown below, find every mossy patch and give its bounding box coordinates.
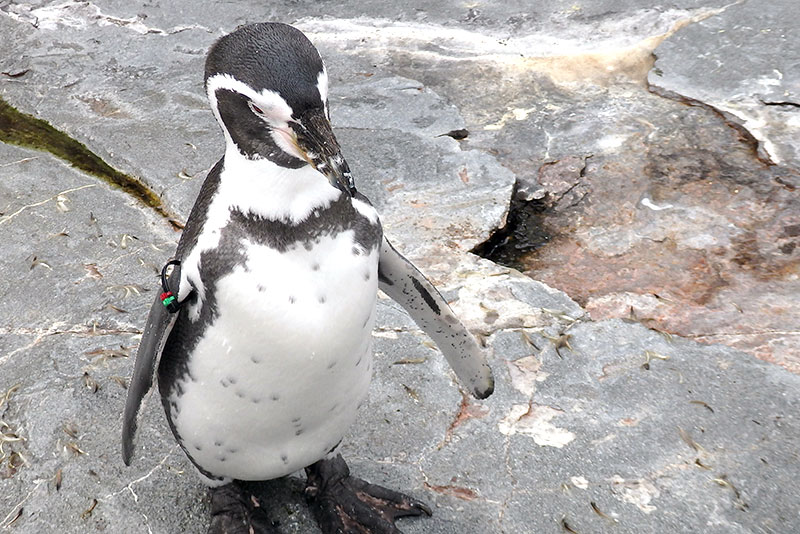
[0,96,181,228]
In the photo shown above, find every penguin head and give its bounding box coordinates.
[205,23,353,194]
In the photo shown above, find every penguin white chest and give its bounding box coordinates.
[170,228,379,481]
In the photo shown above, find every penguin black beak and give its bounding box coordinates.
[293,109,355,195]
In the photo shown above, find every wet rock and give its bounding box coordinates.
[516,107,800,370]
[452,2,800,370]
[472,156,591,266]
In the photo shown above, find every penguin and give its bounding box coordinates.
[122,22,494,534]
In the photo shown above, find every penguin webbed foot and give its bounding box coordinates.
[305,454,431,534]
[208,482,278,534]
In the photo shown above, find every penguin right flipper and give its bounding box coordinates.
[121,287,178,465]
[377,236,494,399]
[122,160,221,466]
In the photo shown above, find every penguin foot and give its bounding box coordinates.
[208,482,277,534]
[305,454,432,534]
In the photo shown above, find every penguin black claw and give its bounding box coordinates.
[208,483,278,534]
[305,455,431,534]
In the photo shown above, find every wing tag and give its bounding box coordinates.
[160,259,182,313]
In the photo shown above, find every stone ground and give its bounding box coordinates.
[0,1,798,533]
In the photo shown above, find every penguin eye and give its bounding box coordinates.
[250,102,265,115]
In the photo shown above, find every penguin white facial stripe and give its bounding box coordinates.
[316,69,328,102]
[207,74,294,125]
[316,68,329,117]
[207,74,302,164]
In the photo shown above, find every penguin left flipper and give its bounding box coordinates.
[121,272,180,466]
[377,236,494,399]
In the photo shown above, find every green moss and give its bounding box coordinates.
[0,96,181,228]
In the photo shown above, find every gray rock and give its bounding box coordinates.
[1,2,798,534]
[649,0,800,167]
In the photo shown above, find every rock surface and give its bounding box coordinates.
[0,1,798,533]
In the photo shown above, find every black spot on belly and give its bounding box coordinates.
[412,278,441,315]
[363,272,370,281]
[214,440,223,447]
[235,390,246,399]
[312,263,320,271]
[251,355,262,364]
[227,376,238,384]
[219,456,227,463]
[289,296,296,304]
[251,397,261,404]
[257,284,266,292]
[194,444,202,451]
[281,453,289,464]
[318,296,326,304]
[271,393,280,401]
[328,360,337,369]
[220,379,229,388]
[295,428,304,436]
[227,447,238,454]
